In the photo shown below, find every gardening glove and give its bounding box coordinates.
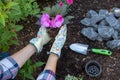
[49,25,67,57]
[30,26,51,54]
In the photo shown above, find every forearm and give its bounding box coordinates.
[0,44,36,80]
[44,53,59,73]
[11,44,36,68]
[37,53,58,80]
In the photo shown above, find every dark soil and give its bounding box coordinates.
[9,0,120,80]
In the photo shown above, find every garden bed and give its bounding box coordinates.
[9,0,120,80]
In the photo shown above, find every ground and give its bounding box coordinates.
[9,0,120,80]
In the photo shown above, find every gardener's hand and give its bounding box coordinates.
[49,25,67,57]
[30,26,51,54]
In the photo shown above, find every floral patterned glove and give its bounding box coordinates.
[30,26,51,54]
[50,25,67,57]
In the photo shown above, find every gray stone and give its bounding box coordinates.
[98,26,114,39]
[118,18,120,22]
[99,9,109,18]
[105,15,120,30]
[91,24,98,31]
[106,40,120,49]
[111,7,120,12]
[118,36,120,39]
[86,10,98,18]
[80,18,91,26]
[90,15,105,25]
[81,27,98,40]
[97,35,103,41]
[99,20,109,26]
[112,30,119,39]
[107,12,114,16]
[112,7,120,17]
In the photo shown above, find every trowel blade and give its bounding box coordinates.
[69,43,89,55]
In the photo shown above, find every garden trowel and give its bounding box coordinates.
[69,43,112,56]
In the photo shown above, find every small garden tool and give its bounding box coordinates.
[69,43,112,56]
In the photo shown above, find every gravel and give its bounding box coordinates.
[80,8,120,49]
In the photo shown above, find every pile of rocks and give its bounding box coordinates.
[80,8,120,49]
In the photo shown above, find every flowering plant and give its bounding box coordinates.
[36,0,74,28]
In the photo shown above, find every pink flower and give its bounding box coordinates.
[59,2,64,7]
[49,19,54,27]
[40,14,50,27]
[40,14,64,28]
[66,0,73,5]
[52,14,64,28]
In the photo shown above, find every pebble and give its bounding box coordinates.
[113,8,120,17]
[86,10,98,18]
[98,26,114,39]
[105,15,120,31]
[90,14,104,25]
[106,40,120,49]
[80,18,91,26]
[112,30,119,39]
[99,9,109,18]
[81,27,98,40]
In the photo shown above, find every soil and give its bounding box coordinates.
[9,0,120,80]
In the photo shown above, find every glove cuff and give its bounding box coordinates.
[47,51,61,58]
[29,38,43,54]
[49,47,61,58]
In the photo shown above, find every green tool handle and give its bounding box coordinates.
[91,48,112,56]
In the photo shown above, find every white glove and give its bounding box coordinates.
[49,25,67,57]
[30,26,51,54]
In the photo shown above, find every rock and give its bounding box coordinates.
[112,30,119,39]
[80,18,91,26]
[98,26,114,39]
[107,12,114,16]
[90,15,105,25]
[118,36,120,39]
[91,24,98,31]
[111,7,120,12]
[112,7,120,17]
[86,10,98,18]
[105,15,120,31]
[97,35,103,41]
[106,40,120,49]
[99,9,109,18]
[99,20,109,26]
[81,27,98,40]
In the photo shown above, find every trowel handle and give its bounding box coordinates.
[91,49,112,56]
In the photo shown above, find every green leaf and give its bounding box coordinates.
[6,2,18,8]
[14,25,23,31]
[24,74,35,80]
[0,14,5,26]
[35,20,40,25]
[51,4,60,16]
[60,5,67,16]
[1,31,11,41]
[42,7,51,15]
[64,18,70,24]
[35,14,41,19]
[0,6,2,12]
[28,66,33,74]
[10,40,19,45]
[34,62,45,67]
[29,0,35,3]
[10,9,21,16]
[2,45,9,51]
[66,16,74,20]
[63,16,74,24]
